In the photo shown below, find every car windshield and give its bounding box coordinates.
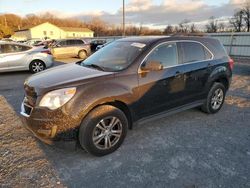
[81,41,146,71]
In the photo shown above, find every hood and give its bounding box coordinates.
[25,63,114,93]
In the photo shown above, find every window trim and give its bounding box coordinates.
[138,40,214,74]
[143,42,179,69]
[179,41,213,64]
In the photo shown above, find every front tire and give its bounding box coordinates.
[201,82,226,114]
[29,60,46,73]
[79,105,128,156]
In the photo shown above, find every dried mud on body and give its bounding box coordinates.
[0,96,62,188]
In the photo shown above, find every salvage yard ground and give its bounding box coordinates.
[0,59,250,188]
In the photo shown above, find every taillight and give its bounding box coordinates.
[41,50,52,55]
[229,58,234,70]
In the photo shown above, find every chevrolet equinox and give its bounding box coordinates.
[21,36,233,156]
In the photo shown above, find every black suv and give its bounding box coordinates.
[21,36,233,156]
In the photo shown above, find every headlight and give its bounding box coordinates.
[39,87,76,110]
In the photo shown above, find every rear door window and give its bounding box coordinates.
[180,42,212,64]
[67,40,76,46]
[75,40,84,45]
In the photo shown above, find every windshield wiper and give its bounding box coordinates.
[83,63,105,71]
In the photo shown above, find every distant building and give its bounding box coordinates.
[11,22,94,41]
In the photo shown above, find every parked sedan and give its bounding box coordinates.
[0,42,53,73]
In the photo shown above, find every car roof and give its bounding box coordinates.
[0,41,33,48]
[118,36,169,44]
[117,35,217,45]
[56,38,84,41]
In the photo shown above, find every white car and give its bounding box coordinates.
[0,42,53,73]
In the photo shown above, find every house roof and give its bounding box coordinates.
[14,22,93,33]
[60,27,93,33]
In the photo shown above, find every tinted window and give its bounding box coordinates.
[58,41,67,46]
[82,41,144,71]
[75,40,84,45]
[67,40,76,45]
[146,43,178,67]
[1,44,31,53]
[181,42,212,64]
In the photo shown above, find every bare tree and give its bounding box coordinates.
[179,19,191,33]
[206,16,218,33]
[163,25,174,35]
[230,10,244,32]
[87,17,107,37]
[190,24,197,33]
[243,1,250,32]
[218,23,226,32]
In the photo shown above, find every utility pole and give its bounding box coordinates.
[4,16,7,27]
[122,0,125,36]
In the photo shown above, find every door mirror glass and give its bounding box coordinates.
[141,60,163,72]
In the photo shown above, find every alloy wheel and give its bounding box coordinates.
[92,116,123,150]
[211,88,224,110]
[32,61,45,72]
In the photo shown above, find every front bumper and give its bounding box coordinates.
[20,101,81,144]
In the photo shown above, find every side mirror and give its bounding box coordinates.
[141,60,163,72]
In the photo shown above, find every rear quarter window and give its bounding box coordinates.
[180,42,212,64]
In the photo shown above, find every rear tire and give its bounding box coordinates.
[201,82,226,114]
[78,50,87,59]
[79,105,128,156]
[29,60,46,73]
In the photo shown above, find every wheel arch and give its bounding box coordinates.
[214,77,230,91]
[29,59,46,73]
[30,59,46,67]
[81,100,134,130]
[78,49,87,56]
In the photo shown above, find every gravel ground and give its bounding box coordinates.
[0,96,62,188]
[0,60,249,188]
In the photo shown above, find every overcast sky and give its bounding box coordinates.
[0,0,246,28]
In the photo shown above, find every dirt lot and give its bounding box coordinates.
[0,96,62,187]
[0,60,250,188]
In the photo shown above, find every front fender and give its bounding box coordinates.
[64,81,136,123]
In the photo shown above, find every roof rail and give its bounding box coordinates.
[170,33,208,37]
